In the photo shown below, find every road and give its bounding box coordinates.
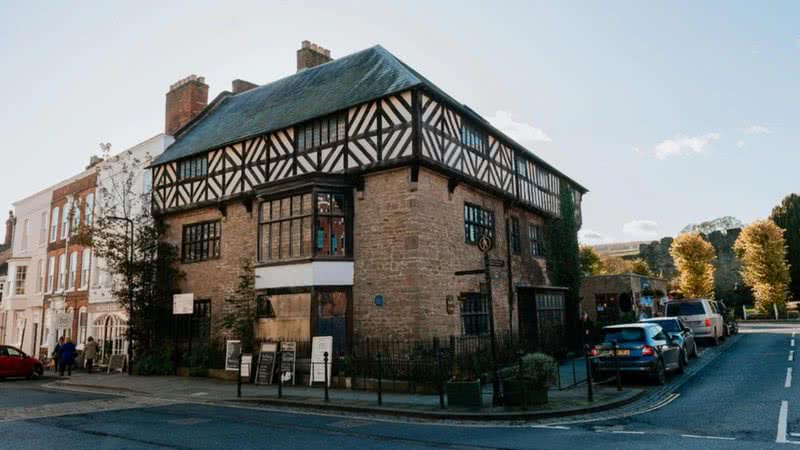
[0,322,794,449]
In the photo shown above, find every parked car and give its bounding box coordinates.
[641,317,697,360]
[590,323,684,385]
[665,299,725,345]
[715,301,739,336]
[0,345,44,379]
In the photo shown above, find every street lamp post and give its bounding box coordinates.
[109,216,134,375]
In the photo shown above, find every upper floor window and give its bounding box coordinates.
[47,256,55,292]
[84,194,94,226]
[296,112,346,152]
[259,193,313,262]
[464,203,495,245]
[61,202,71,239]
[80,250,91,289]
[461,123,487,154]
[178,156,208,181]
[13,266,27,296]
[50,207,59,242]
[529,223,545,257]
[316,193,347,257]
[68,252,78,290]
[57,254,66,291]
[181,221,221,263]
[40,211,47,244]
[510,217,521,255]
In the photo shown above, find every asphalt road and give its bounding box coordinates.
[0,322,794,449]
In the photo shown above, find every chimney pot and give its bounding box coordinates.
[165,74,209,136]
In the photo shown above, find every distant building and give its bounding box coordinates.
[579,273,668,324]
[592,241,649,259]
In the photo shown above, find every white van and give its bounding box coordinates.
[665,299,725,345]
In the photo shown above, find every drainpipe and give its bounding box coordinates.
[503,203,515,332]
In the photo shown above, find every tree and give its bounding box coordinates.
[669,232,716,298]
[595,255,652,276]
[85,145,183,366]
[544,183,581,349]
[733,219,790,314]
[579,245,602,275]
[770,194,800,300]
[628,258,653,277]
[222,259,258,352]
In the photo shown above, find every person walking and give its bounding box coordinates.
[52,336,65,372]
[84,337,99,374]
[59,338,77,377]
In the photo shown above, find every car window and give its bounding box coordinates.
[6,347,21,357]
[666,302,706,316]
[649,319,680,332]
[0,347,8,357]
[652,327,667,341]
[604,328,645,343]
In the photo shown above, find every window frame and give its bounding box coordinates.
[510,216,521,255]
[464,203,495,246]
[50,207,59,242]
[80,250,91,289]
[461,292,490,336]
[13,266,27,296]
[528,222,545,257]
[178,155,209,181]
[295,112,347,153]
[181,220,222,264]
[460,122,488,155]
[68,251,78,291]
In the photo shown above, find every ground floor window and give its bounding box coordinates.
[461,293,489,336]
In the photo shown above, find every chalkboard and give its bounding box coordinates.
[255,343,277,385]
[280,342,297,385]
[107,354,127,374]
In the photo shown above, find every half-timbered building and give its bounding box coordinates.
[150,41,587,353]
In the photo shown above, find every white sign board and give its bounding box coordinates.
[173,293,194,315]
[240,354,252,377]
[54,312,73,329]
[310,336,333,387]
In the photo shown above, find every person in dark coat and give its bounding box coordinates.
[52,336,65,372]
[59,338,77,376]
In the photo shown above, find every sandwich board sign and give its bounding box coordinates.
[173,293,194,315]
[254,343,277,385]
[280,341,297,385]
[309,336,333,387]
[240,354,252,378]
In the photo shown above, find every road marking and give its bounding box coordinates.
[791,351,795,362]
[792,339,795,347]
[778,401,789,443]
[787,368,793,388]
[530,425,571,430]
[681,434,735,440]
[609,430,645,435]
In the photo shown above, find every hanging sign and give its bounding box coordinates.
[280,341,297,385]
[254,343,277,385]
[478,236,494,253]
[225,340,242,371]
[54,312,73,329]
[173,294,194,315]
[309,336,333,387]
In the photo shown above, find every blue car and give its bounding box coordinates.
[590,323,685,385]
[641,317,698,360]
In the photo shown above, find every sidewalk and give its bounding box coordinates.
[50,371,644,421]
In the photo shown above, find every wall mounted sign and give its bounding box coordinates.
[446,295,455,315]
[478,236,494,253]
[173,293,194,315]
[374,294,384,307]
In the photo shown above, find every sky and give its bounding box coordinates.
[0,1,797,243]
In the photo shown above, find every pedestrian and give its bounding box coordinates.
[84,337,99,374]
[580,311,594,347]
[52,336,64,372]
[59,338,77,377]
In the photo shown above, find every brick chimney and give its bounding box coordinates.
[232,79,258,94]
[4,211,14,248]
[165,75,209,136]
[297,40,332,72]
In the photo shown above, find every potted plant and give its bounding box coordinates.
[502,353,557,406]
[446,368,482,408]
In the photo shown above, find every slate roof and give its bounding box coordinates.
[153,45,586,192]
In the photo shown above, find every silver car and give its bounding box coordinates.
[665,299,725,345]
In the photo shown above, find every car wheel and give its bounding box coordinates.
[692,341,699,358]
[652,359,667,385]
[678,349,688,373]
[27,365,44,380]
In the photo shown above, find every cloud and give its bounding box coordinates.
[579,229,609,244]
[743,125,770,135]
[488,111,552,144]
[736,140,745,149]
[632,146,642,154]
[653,132,720,159]
[622,219,660,238]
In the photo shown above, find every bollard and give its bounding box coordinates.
[323,351,330,403]
[584,345,593,402]
[277,346,283,398]
[518,350,527,410]
[613,340,622,392]
[437,349,445,409]
[237,352,242,398]
[572,357,577,386]
[376,352,383,406]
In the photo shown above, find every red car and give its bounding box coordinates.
[0,345,44,379]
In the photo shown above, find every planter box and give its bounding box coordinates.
[446,381,482,408]
[502,379,548,406]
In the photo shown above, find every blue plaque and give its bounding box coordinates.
[374,294,384,307]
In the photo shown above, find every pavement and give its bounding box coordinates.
[0,322,792,448]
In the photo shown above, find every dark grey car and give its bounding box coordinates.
[641,317,698,363]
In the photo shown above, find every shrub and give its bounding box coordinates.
[134,348,174,376]
[500,353,558,388]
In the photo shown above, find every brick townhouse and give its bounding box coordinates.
[150,42,587,354]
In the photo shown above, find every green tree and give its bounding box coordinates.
[770,194,800,300]
[733,219,790,314]
[669,232,716,298]
[579,245,602,275]
[544,183,581,349]
[222,259,258,353]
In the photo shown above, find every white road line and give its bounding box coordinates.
[530,425,571,430]
[787,368,794,388]
[792,339,795,347]
[778,401,789,443]
[681,434,736,441]
[791,351,795,362]
[610,430,645,435]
